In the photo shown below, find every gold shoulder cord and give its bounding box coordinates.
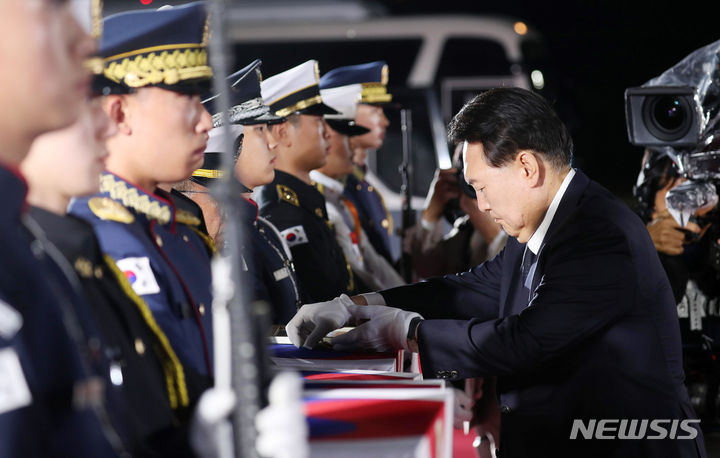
[103,255,189,408]
[189,227,218,256]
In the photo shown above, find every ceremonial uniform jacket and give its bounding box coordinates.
[257,170,354,304]
[311,170,403,292]
[69,172,215,383]
[380,170,705,458]
[0,166,120,457]
[238,196,301,325]
[343,166,394,263]
[30,207,195,456]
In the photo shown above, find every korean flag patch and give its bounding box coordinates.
[116,257,161,295]
[280,225,308,248]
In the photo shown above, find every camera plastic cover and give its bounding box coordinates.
[665,181,718,227]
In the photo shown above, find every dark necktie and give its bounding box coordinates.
[521,246,537,292]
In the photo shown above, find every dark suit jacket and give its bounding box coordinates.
[380,170,705,457]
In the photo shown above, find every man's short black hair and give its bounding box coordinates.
[448,87,573,171]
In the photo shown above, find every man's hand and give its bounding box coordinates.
[422,168,460,223]
[286,294,357,349]
[647,210,696,255]
[329,305,422,353]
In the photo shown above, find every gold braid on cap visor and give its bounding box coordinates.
[361,83,392,103]
[103,43,212,88]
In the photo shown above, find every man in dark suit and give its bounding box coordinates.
[287,87,706,457]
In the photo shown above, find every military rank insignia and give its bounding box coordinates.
[279,225,308,247]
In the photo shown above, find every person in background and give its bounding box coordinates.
[258,60,355,303]
[311,68,405,291]
[69,3,216,394]
[0,0,128,455]
[22,91,195,456]
[179,58,302,325]
[405,144,507,279]
[339,61,396,264]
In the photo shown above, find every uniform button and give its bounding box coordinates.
[356,184,362,191]
[500,405,511,414]
[182,235,189,242]
[94,266,103,279]
[134,338,145,355]
[381,218,389,229]
[367,185,374,192]
[198,303,206,316]
[155,235,163,247]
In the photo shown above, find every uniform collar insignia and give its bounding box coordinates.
[99,172,174,225]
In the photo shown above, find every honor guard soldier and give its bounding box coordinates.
[22,91,194,456]
[69,3,216,388]
[184,59,302,324]
[0,1,128,456]
[311,75,404,291]
[329,61,396,264]
[257,60,357,303]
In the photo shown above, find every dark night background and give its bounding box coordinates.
[107,0,720,200]
[376,0,719,200]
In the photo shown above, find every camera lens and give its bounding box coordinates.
[642,95,693,141]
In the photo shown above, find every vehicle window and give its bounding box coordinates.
[233,39,422,84]
[372,88,438,198]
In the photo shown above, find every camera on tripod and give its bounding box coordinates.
[625,86,701,147]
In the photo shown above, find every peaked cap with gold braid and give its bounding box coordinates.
[261,60,339,118]
[319,61,392,104]
[96,2,212,94]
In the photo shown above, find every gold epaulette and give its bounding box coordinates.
[276,184,299,207]
[88,197,135,224]
[175,209,202,227]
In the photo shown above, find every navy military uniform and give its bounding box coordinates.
[196,59,300,323]
[70,4,216,383]
[70,173,215,382]
[257,170,354,303]
[0,166,123,457]
[323,61,396,263]
[258,60,353,303]
[344,168,395,263]
[30,206,196,456]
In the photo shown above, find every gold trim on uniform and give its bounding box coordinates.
[276,184,299,207]
[189,227,218,256]
[176,209,202,227]
[104,45,212,89]
[74,258,94,279]
[104,254,189,408]
[88,197,135,224]
[192,168,223,179]
[314,208,324,218]
[274,95,323,118]
[361,84,392,103]
[99,175,171,225]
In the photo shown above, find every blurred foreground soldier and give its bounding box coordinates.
[69,3,216,393]
[288,88,706,458]
[258,60,356,303]
[22,96,194,456]
[335,61,395,263]
[180,59,302,325]
[0,1,127,456]
[312,72,404,291]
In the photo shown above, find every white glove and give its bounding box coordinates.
[286,294,357,349]
[190,387,237,457]
[255,372,309,458]
[453,387,475,430]
[329,305,422,353]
